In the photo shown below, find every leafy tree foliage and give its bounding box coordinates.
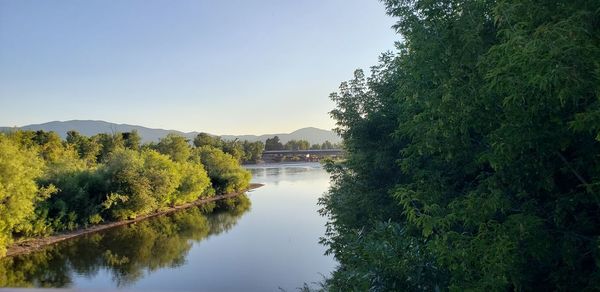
[155,133,191,163]
[242,140,265,163]
[320,140,336,149]
[0,135,49,256]
[193,132,221,148]
[221,140,264,164]
[31,131,72,163]
[265,136,284,150]
[193,146,251,194]
[94,133,125,162]
[193,132,265,164]
[173,161,212,205]
[0,128,252,256]
[284,139,310,150]
[221,139,244,162]
[321,0,600,290]
[101,149,191,219]
[122,130,141,151]
[66,131,100,165]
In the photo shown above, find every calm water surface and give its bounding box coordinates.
[0,162,336,291]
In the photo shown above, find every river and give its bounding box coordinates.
[0,162,337,291]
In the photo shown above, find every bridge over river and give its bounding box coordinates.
[262,149,344,162]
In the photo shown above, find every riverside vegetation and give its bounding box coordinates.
[0,129,252,256]
[320,0,599,291]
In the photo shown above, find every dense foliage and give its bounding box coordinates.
[194,146,252,194]
[0,130,251,256]
[0,137,49,256]
[265,136,284,150]
[264,136,340,151]
[194,132,265,163]
[321,0,600,290]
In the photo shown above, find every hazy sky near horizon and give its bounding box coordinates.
[0,0,398,135]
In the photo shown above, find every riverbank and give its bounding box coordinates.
[5,183,264,257]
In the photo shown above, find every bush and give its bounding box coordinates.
[193,146,251,194]
[173,161,213,205]
[101,149,155,220]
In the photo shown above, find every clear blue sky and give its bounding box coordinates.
[0,0,398,135]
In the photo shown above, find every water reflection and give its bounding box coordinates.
[0,195,251,288]
[246,163,325,185]
[1,163,335,291]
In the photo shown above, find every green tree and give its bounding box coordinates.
[284,139,310,150]
[122,130,141,151]
[242,141,264,163]
[0,135,49,256]
[101,149,155,220]
[193,146,251,194]
[172,161,212,205]
[66,130,100,165]
[155,134,191,163]
[221,139,244,162]
[140,149,182,208]
[193,133,221,148]
[94,133,125,162]
[320,140,333,149]
[31,131,69,162]
[264,136,283,150]
[39,166,107,231]
[321,0,600,290]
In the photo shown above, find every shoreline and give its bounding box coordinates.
[5,183,264,258]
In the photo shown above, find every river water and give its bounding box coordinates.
[0,162,337,291]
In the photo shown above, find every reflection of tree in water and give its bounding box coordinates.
[0,248,72,287]
[0,195,251,288]
[210,195,252,235]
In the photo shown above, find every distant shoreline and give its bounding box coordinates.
[5,183,264,258]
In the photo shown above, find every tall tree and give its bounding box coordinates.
[193,133,221,148]
[242,141,265,163]
[265,136,283,151]
[66,130,100,164]
[221,139,244,162]
[284,139,310,150]
[321,140,333,149]
[321,0,600,290]
[32,130,66,162]
[0,135,50,256]
[155,134,191,163]
[94,133,125,162]
[122,130,141,151]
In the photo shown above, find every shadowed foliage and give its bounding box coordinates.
[320,0,600,290]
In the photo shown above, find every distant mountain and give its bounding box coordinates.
[0,120,341,144]
[1,120,193,143]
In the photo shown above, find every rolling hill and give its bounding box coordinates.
[0,120,341,144]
